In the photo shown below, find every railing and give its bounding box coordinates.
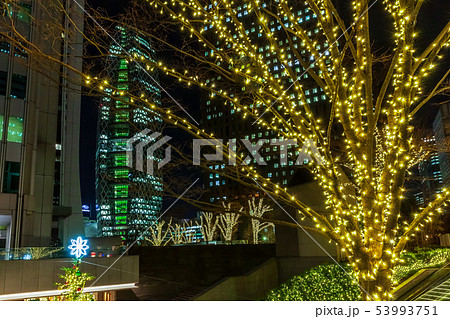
[0,245,127,260]
[0,247,67,260]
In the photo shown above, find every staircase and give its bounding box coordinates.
[171,286,206,301]
[394,262,450,301]
[415,278,450,301]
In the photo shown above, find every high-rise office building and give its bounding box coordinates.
[96,26,163,242]
[200,3,330,203]
[0,0,85,249]
[411,135,443,207]
[433,103,450,187]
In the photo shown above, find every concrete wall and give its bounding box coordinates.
[0,255,138,296]
[0,0,85,249]
[129,244,275,300]
[274,180,340,283]
[194,258,278,301]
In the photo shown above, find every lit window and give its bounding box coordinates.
[7,117,23,143]
[114,185,128,198]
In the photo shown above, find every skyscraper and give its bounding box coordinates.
[96,26,163,242]
[200,3,330,203]
[0,0,85,249]
[412,135,443,207]
[433,103,450,187]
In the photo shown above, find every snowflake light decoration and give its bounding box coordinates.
[68,236,89,259]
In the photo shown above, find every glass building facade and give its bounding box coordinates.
[96,26,163,242]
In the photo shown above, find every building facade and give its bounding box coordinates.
[200,3,330,204]
[96,26,163,242]
[433,103,450,188]
[410,135,444,207]
[0,0,85,249]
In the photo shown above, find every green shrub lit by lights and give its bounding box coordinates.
[265,248,450,301]
[265,264,361,301]
[393,248,450,284]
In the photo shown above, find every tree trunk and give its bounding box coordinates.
[359,269,393,301]
[359,278,378,301]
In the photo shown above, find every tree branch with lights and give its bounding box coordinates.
[133,0,450,300]
[196,212,219,243]
[218,202,242,242]
[248,197,274,244]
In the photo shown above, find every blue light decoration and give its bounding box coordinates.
[81,204,90,214]
[68,236,89,259]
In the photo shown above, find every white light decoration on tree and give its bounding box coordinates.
[146,219,172,246]
[170,222,185,245]
[68,236,89,259]
[218,202,242,242]
[248,198,274,244]
[183,220,196,243]
[196,212,219,243]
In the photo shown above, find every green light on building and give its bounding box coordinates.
[7,117,24,143]
[96,26,163,242]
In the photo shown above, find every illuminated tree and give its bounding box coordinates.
[122,0,449,300]
[170,221,186,245]
[196,212,219,243]
[4,0,450,301]
[248,198,274,244]
[56,260,95,301]
[146,219,172,246]
[183,220,197,243]
[218,203,242,242]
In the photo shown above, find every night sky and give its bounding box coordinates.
[79,0,450,219]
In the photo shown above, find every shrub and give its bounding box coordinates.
[265,264,361,301]
[265,248,450,300]
[393,248,450,284]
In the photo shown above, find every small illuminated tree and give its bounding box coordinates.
[183,220,197,243]
[248,198,274,244]
[218,203,242,243]
[196,212,219,243]
[56,260,95,301]
[170,222,185,245]
[56,237,94,301]
[146,219,172,246]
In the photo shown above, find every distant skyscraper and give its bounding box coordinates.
[433,103,450,187]
[0,0,85,249]
[96,26,163,242]
[200,3,330,203]
[412,136,443,207]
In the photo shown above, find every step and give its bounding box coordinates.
[171,287,206,301]
[416,278,450,301]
